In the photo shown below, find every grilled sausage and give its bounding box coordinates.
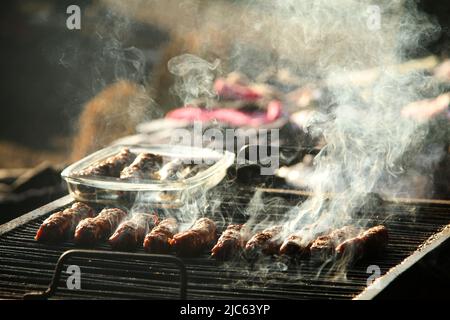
[154,160,206,181]
[211,224,249,260]
[279,234,311,258]
[280,226,331,257]
[178,164,206,179]
[143,218,178,253]
[35,202,95,242]
[120,152,163,180]
[156,164,207,202]
[336,225,388,262]
[170,218,216,256]
[245,225,283,256]
[109,213,159,251]
[154,159,184,180]
[310,226,360,261]
[74,208,128,246]
[77,148,134,177]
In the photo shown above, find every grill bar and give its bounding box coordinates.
[23,249,188,300]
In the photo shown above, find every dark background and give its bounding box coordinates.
[0,0,168,167]
[0,0,449,168]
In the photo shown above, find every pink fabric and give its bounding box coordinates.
[166,100,283,127]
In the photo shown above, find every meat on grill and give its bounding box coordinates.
[279,234,311,257]
[120,152,163,180]
[309,226,360,261]
[153,159,185,180]
[211,224,249,260]
[35,202,95,242]
[336,225,388,262]
[170,218,216,256]
[154,160,206,181]
[180,164,207,179]
[108,213,159,251]
[280,226,331,257]
[74,208,128,246]
[77,148,134,177]
[157,164,208,202]
[143,218,178,253]
[245,225,283,256]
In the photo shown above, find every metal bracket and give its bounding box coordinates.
[23,249,188,300]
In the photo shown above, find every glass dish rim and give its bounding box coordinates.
[61,144,235,191]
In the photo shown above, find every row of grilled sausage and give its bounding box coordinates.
[35,202,388,262]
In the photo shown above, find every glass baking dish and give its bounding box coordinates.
[61,144,235,207]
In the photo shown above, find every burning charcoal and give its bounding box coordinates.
[170,218,216,257]
[109,213,159,251]
[336,225,388,263]
[77,148,135,177]
[309,226,360,261]
[35,202,95,242]
[144,218,178,253]
[120,152,163,180]
[74,208,128,246]
[211,224,250,260]
[245,225,283,258]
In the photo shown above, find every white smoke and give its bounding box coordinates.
[277,0,442,237]
[168,54,220,105]
[104,0,444,236]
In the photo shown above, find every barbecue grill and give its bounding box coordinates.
[1,185,449,300]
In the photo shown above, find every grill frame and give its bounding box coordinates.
[22,249,188,300]
[1,192,449,300]
[355,224,450,299]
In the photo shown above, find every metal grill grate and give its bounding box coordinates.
[0,188,449,300]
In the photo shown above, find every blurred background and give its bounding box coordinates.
[1,0,172,220]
